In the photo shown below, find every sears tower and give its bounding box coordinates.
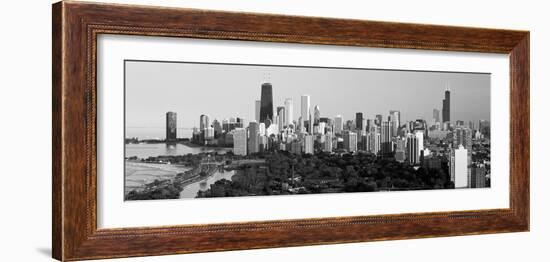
[259,83,274,127]
[442,89,451,123]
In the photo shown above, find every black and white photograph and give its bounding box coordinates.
[124,60,491,200]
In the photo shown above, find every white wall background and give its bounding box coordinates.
[0,0,546,261]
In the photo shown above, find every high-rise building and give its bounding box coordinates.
[366,119,375,133]
[453,127,472,151]
[456,120,464,127]
[415,130,424,156]
[395,137,407,163]
[212,119,222,138]
[343,130,358,152]
[381,121,392,154]
[259,83,274,126]
[334,115,343,135]
[433,108,440,123]
[355,112,363,131]
[301,95,310,132]
[205,127,215,141]
[236,117,245,128]
[389,110,400,137]
[304,135,314,154]
[248,121,260,154]
[284,98,293,126]
[165,112,177,142]
[450,145,468,188]
[454,126,473,181]
[406,133,419,164]
[200,114,210,131]
[276,106,285,131]
[317,122,326,135]
[323,133,333,152]
[222,119,229,133]
[375,114,383,126]
[471,166,486,188]
[367,131,381,154]
[254,100,261,122]
[442,89,451,123]
[233,128,247,156]
[314,105,321,125]
[479,120,490,138]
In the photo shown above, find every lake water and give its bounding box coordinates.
[125,143,233,198]
[126,143,230,159]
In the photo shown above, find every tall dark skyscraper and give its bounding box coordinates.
[355,112,363,130]
[166,111,177,142]
[259,83,274,127]
[442,89,451,123]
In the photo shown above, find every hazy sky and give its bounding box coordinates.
[125,60,490,132]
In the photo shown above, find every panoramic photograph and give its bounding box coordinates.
[124,60,491,201]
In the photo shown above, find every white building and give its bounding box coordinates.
[334,115,343,135]
[205,127,215,140]
[343,130,358,152]
[415,130,424,158]
[284,98,293,126]
[450,145,468,188]
[233,128,247,156]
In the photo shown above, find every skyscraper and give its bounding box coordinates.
[276,106,285,131]
[479,120,490,138]
[233,128,247,156]
[381,121,392,154]
[259,83,274,126]
[366,119,375,133]
[165,112,177,142]
[212,119,222,138]
[453,127,472,151]
[301,95,310,132]
[355,112,363,131]
[343,130,358,152]
[389,110,400,137]
[200,114,210,131]
[415,130,424,157]
[334,115,343,135]
[375,114,383,126]
[314,105,321,125]
[304,135,314,154]
[323,133,333,152]
[442,89,451,123]
[406,133,419,164]
[471,166,486,188]
[248,121,260,154]
[284,98,293,126]
[450,145,468,188]
[255,100,261,122]
[433,108,440,123]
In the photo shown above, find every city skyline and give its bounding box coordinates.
[125,60,490,138]
[125,60,491,200]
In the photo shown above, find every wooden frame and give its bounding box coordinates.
[52,1,529,261]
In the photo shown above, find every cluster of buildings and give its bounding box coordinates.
[165,82,491,189]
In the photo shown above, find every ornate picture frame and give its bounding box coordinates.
[52,1,529,261]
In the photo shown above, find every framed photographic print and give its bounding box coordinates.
[52,1,529,261]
